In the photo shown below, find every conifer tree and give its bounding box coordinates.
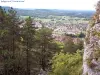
[35,26,60,72]
[21,16,35,75]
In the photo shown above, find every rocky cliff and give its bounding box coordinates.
[83,22,100,75]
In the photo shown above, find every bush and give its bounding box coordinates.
[49,50,83,75]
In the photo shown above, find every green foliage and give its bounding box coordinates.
[77,32,85,38]
[35,27,61,71]
[0,7,25,75]
[63,37,83,53]
[21,16,36,75]
[93,48,100,58]
[75,40,84,50]
[21,16,35,47]
[54,41,64,49]
[50,50,83,75]
[63,37,76,53]
[86,58,92,68]
[0,6,85,75]
[89,19,95,27]
[85,37,90,44]
[93,31,100,37]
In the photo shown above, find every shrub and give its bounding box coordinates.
[49,50,83,75]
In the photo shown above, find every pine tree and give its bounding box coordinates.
[2,7,22,75]
[0,6,9,75]
[21,16,35,75]
[35,26,60,72]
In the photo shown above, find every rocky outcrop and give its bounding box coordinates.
[83,23,100,75]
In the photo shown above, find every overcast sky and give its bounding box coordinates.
[0,0,99,10]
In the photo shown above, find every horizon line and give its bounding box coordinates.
[0,5,95,11]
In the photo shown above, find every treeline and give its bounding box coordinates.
[17,9,94,18]
[2,6,94,18]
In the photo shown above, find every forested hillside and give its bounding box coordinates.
[2,6,94,18]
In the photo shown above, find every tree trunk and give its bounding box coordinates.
[26,38,30,75]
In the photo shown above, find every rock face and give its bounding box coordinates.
[83,23,100,75]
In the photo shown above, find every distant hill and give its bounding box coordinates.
[1,6,95,18]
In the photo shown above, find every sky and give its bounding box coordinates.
[0,0,99,10]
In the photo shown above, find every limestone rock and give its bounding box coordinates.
[83,23,100,75]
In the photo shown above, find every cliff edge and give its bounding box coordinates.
[83,22,100,75]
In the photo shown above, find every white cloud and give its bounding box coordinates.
[0,0,98,10]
